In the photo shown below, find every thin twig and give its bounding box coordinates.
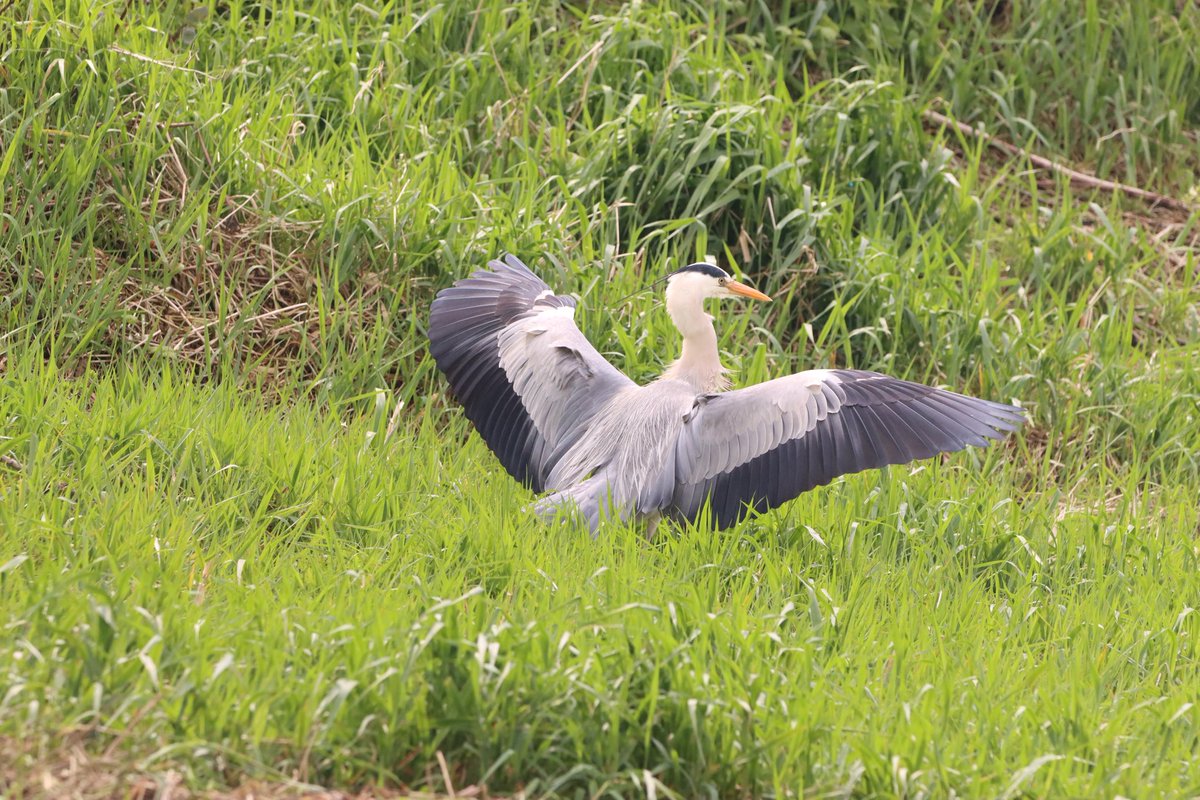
[566,39,605,131]
[463,0,486,54]
[350,62,385,114]
[108,45,211,77]
[1,454,23,472]
[436,750,456,798]
[923,109,1192,213]
[558,37,605,87]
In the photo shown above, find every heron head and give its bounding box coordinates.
[667,263,772,302]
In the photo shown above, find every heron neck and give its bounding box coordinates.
[662,285,729,393]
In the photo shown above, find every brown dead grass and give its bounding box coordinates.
[1,125,390,387]
[927,110,1200,352]
[96,178,328,382]
[0,736,498,800]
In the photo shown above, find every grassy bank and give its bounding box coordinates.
[2,0,1198,796]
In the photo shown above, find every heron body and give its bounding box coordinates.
[428,254,1023,534]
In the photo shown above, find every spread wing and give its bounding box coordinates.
[428,254,635,492]
[670,369,1024,529]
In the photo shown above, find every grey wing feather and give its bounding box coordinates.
[670,369,1024,529]
[428,254,634,492]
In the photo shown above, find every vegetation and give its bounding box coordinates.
[2,0,1198,796]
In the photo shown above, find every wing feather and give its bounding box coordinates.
[429,254,635,492]
[821,407,847,483]
[857,403,907,463]
[912,396,991,446]
[670,369,1023,528]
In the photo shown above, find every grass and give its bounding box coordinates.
[1,0,1199,797]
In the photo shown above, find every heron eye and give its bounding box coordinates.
[718,277,727,286]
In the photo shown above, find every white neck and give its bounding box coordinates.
[659,277,729,393]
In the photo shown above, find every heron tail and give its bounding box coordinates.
[530,474,630,537]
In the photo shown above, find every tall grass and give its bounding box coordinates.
[1,0,1198,796]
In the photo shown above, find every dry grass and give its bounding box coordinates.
[1,736,492,800]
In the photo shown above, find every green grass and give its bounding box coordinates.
[2,0,1199,797]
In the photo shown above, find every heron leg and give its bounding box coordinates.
[643,512,661,542]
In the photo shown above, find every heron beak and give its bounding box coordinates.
[725,280,771,302]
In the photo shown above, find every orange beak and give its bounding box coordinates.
[725,280,772,302]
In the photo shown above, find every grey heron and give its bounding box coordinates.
[428,254,1023,535]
